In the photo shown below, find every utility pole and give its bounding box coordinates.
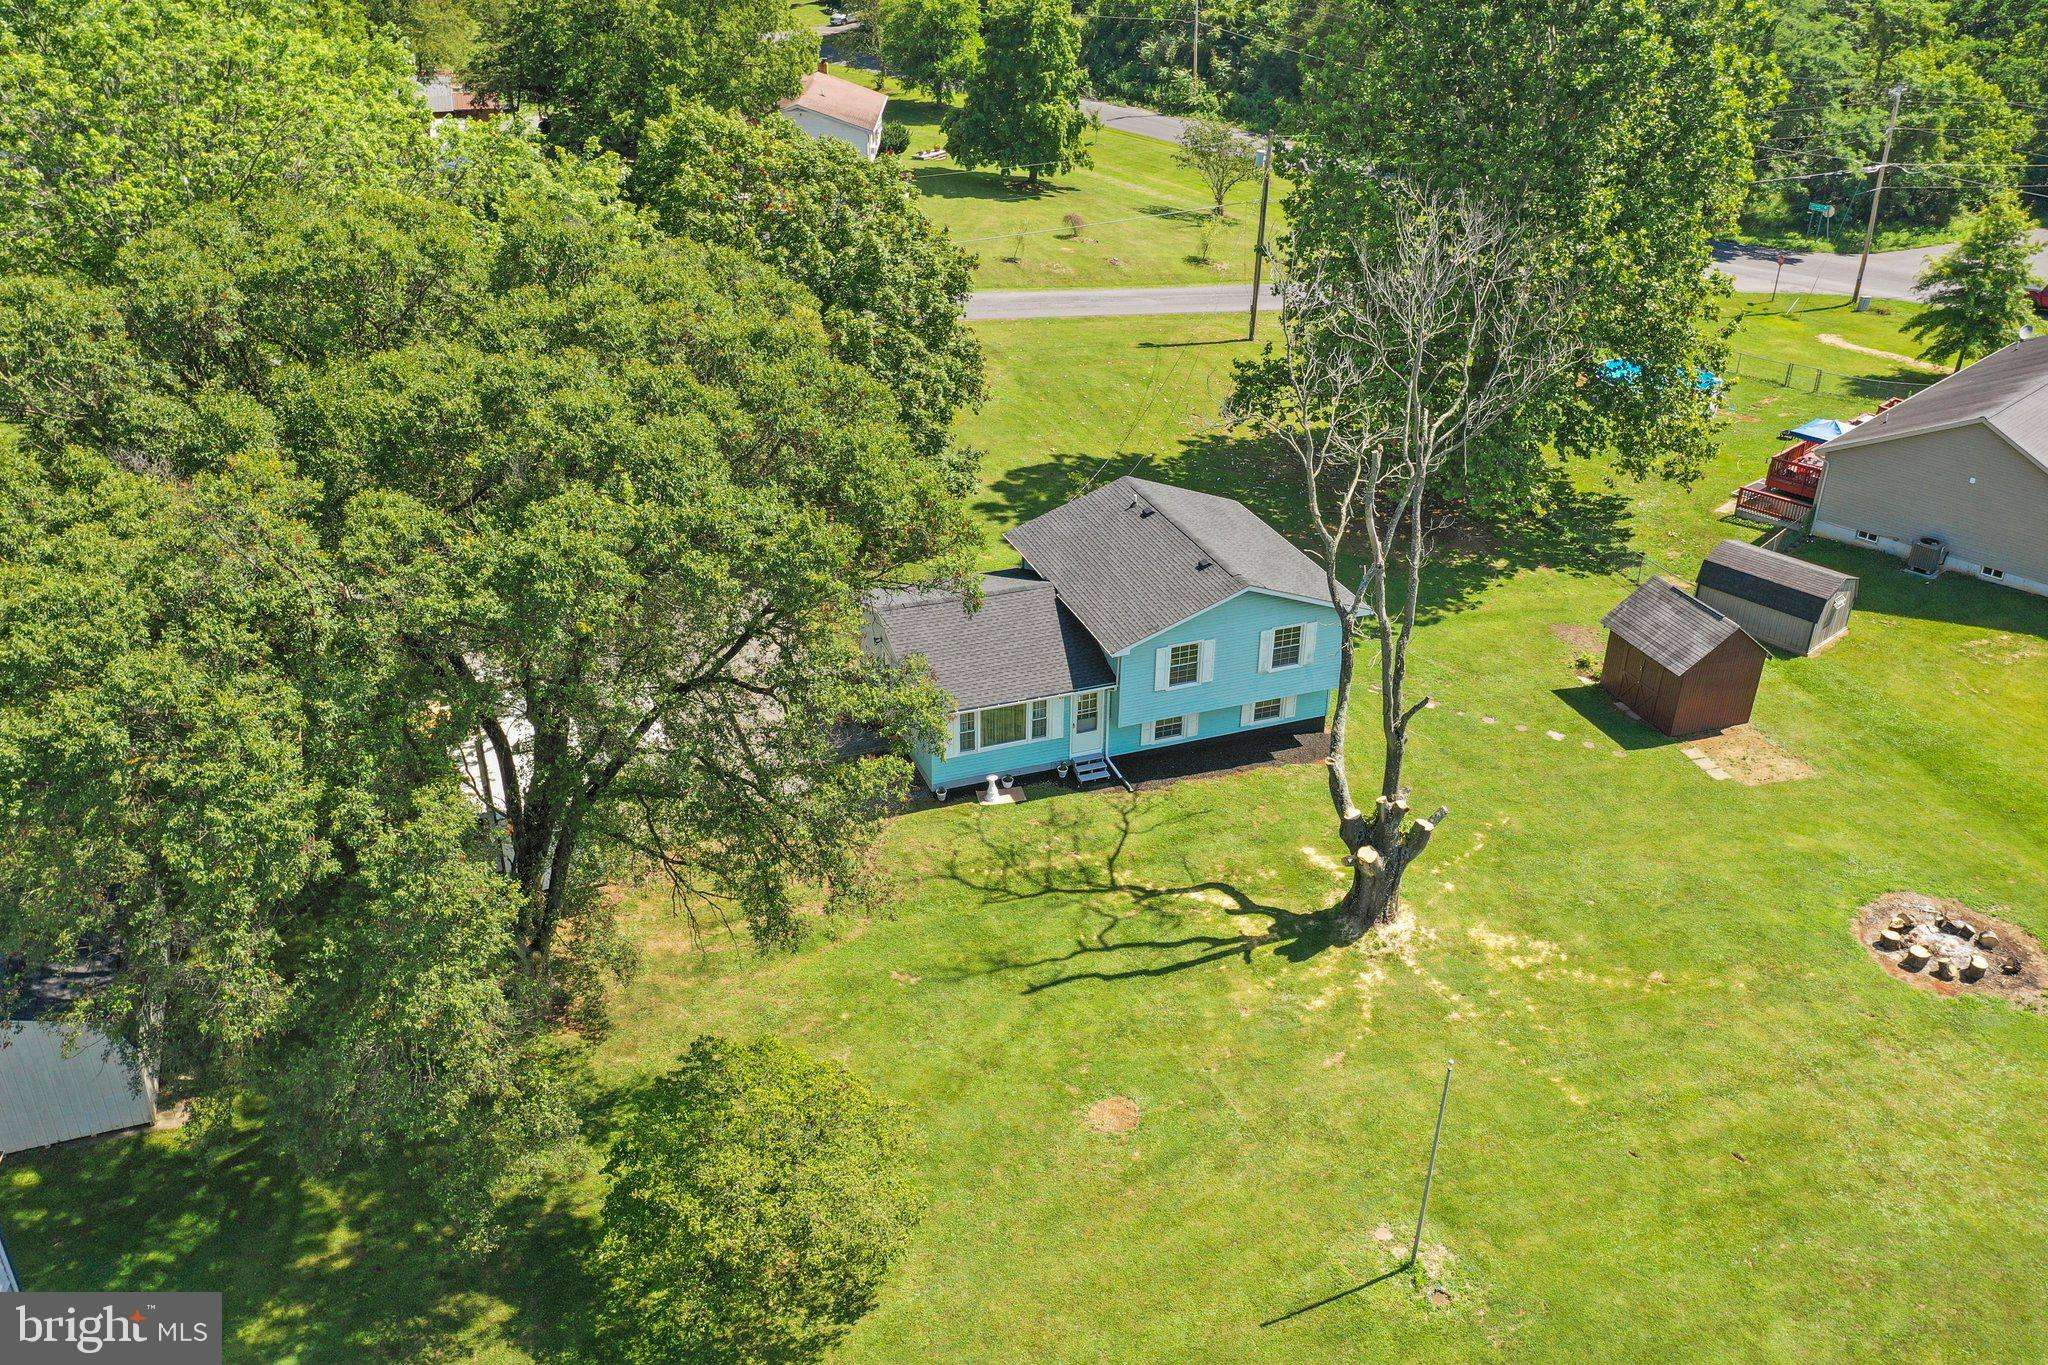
[1248,130,1274,340]
[1850,84,1907,313]
[1408,1060,1454,1272]
[1191,0,1200,83]
[1770,249,1785,302]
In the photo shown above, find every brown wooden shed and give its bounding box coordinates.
[1599,578,1767,737]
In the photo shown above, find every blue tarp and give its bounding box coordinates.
[1598,359,1722,393]
[1781,417,1848,443]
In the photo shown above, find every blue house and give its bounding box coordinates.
[865,477,1347,797]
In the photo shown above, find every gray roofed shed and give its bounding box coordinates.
[0,1023,157,1154]
[867,571,1115,711]
[1004,476,1342,654]
[1602,577,1746,674]
[1697,540,1856,624]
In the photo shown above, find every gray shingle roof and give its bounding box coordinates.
[1822,336,2048,472]
[1004,477,1341,654]
[1697,540,1856,624]
[867,571,1114,711]
[1602,577,1752,675]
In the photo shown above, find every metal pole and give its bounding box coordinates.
[1192,0,1199,84]
[1850,84,1906,313]
[1770,249,1784,301]
[1409,1060,1453,1269]
[1248,130,1274,340]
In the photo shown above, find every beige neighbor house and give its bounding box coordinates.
[777,63,887,159]
[1811,336,2048,596]
[1695,539,1857,656]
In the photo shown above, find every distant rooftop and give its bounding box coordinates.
[778,66,888,135]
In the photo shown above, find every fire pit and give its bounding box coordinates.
[1857,893,2046,1004]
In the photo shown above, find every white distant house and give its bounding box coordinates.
[777,62,888,159]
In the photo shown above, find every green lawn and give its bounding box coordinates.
[9,297,2048,1361]
[869,83,1285,291]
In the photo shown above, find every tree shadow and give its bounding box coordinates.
[910,168,1080,205]
[937,791,1339,991]
[2,1106,607,1361]
[1790,536,2048,640]
[1551,683,1678,751]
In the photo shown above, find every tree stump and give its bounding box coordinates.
[1976,930,1999,951]
[1903,943,1932,970]
[1962,955,1989,983]
[1931,959,1954,980]
[1875,929,1904,951]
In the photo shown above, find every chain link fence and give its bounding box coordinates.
[1725,350,1935,403]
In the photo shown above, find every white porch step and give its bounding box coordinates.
[1071,754,1112,784]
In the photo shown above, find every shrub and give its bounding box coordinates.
[878,121,911,156]
[1063,211,1085,239]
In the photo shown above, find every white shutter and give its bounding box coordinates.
[944,713,961,759]
[1299,622,1317,666]
[1186,711,1200,737]
[1196,640,1215,684]
[1154,648,1171,691]
[1140,719,1155,743]
[1258,628,1276,674]
[1281,694,1297,720]
[1048,698,1064,739]
[1239,702,1253,726]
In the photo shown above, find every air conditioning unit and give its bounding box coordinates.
[1905,536,1948,576]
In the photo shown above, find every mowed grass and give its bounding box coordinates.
[9,298,2048,1361]
[860,80,1284,290]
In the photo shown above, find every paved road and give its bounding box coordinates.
[1081,99,1194,145]
[967,239,2048,321]
[967,284,1275,321]
[1711,238,2048,301]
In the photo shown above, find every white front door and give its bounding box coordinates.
[1069,691,1104,756]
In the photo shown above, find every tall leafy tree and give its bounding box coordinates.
[943,0,1092,185]
[630,105,985,465]
[0,0,429,278]
[479,0,817,155]
[1907,191,2043,367]
[886,0,982,100]
[0,135,969,1231]
[595,1037,920,1362]
[1268,0,1778,514]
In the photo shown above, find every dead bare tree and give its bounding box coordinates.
[1255,185,1576,942]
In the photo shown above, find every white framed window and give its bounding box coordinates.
[951,697,1063,756]
[1154,640,1214,690]
[1143,713,1198,744]
[1241,695,1298,726]
[1855,530,1879,544]
[1074,692,1099,734]
[1981,566,2006,581]
[1259,622,1316,672]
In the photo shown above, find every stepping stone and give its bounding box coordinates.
[1582,740,1596,749]
[1514,724,1529,732]
[1545,730,1564,741]
[1680,746,1703,759]
[1481,716,1497,724]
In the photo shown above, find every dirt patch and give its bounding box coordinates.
[1686,726,1813,785]
[1084,1096,1141,1135]
[1816,333,1947,374]
[1548,622,1601,653]
[1960,633,2044,667]
[1856,893,2046,1005]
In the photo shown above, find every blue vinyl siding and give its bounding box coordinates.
[916,695,1075,792]
[1111,591,1342,729]
[1105,688,1328,756]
